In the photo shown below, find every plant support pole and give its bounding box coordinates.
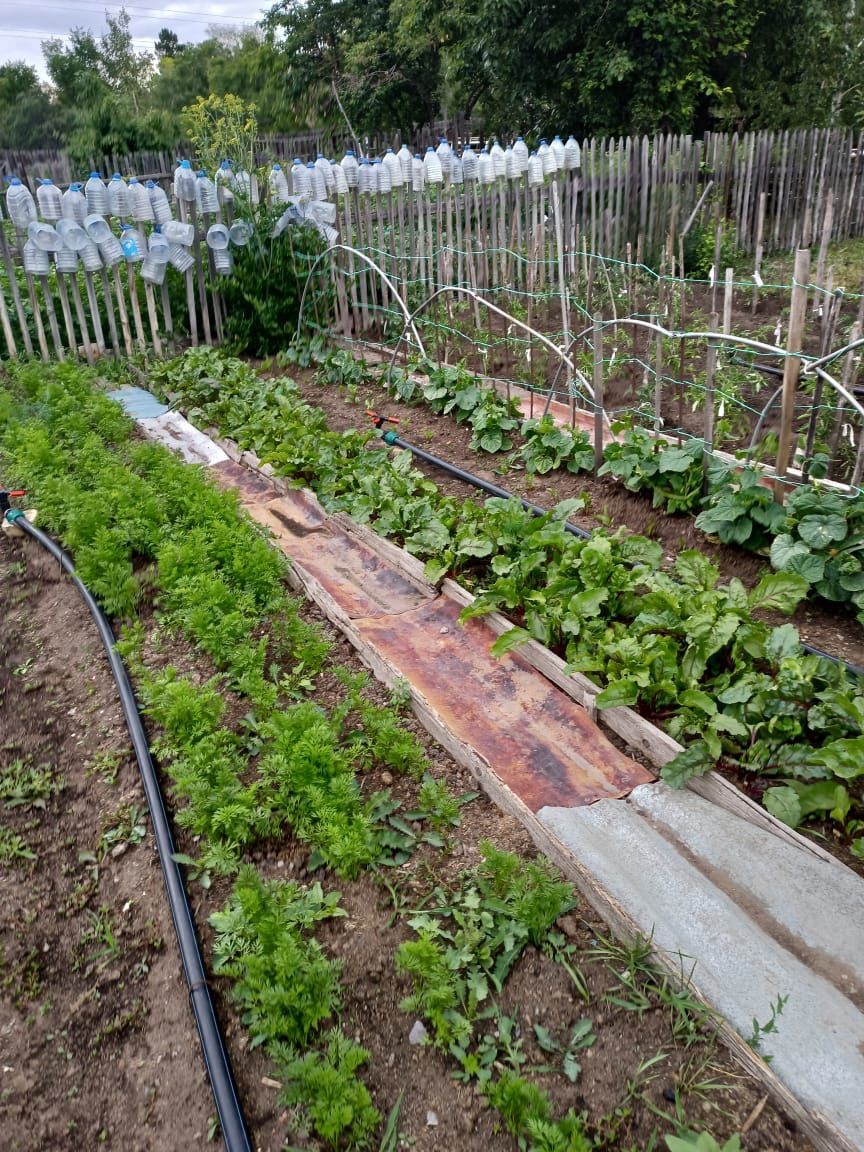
[775,248,811,500]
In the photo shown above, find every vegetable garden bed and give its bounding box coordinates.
[0,359,823,1152]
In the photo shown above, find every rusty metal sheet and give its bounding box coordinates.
[248,495,433,619]
[209,459,283,505]
[356,597,653,811]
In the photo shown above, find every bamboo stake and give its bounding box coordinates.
[54,274,78,360]
[112,266,134,357]
[775,249,811,499]
[0,279,18,357]
[69,277,95,366]
[0,228,34,356]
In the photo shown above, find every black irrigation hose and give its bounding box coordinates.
[380,431,864,677]
[4,511,253,1152]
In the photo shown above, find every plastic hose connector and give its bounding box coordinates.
[5,509,24,524]
[383,430,398,445]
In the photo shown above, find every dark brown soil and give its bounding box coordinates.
[0,486,813,1152]
[0,534,212,1151]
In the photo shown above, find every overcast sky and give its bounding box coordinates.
[1,0,269,76]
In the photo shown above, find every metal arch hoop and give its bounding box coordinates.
[296,243,428,359]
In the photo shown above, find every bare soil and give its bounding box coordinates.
[0,534,212,1151]
[0,484,814,1152]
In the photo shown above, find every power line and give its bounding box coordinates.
[8,1,263,26]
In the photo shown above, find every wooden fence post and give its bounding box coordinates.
[593,313,604,469]
[774,248,811,500]
[703,312,719,490]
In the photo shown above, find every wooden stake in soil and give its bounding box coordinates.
[722,267,734,336]
[593,313,604,469]
[775,248,811,500]
[703,312,719,490]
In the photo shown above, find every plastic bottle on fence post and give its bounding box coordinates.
[527,151,544,187]
[23,239,50,275]
[340,149,359,188]
[423,145,443,184]
[27,221,62,252]
[197,171,219,212]
[206,223,230,251]
[61,183,87,224]
[215,160,235,204]
[54,246,79,274]
[291,158,311,197]
[83,214,112,245]
[107,173,129,218]
[119,223,146,262]
[79,239,103,273]
[331,160,349,196]
[315,154,334,193]
[6,178,36,228]
[84,172,107,214]
[212,247,233,276]
[397,144,412,184]
[383,147,402,188]
[168,242,194,273]
[235,167,259,204]
[147,228,170,265]
[477,148,494,185]
[411,155,425,191]
[564,135,581,170]
[140,254,167,286]
[307,161,327,200]
[56,219,89,251]
[147,180,173,225]
[538,138,556,175]
[98,233,123,267]
[174,159,197,203]
[36,179,62,222]
[513,136,529,175]
[269,163,290,203]
[128,177,155,223]
[357,158,374,195]
[505,146,517,180]
[161,219,195,245]
[450,153,464,185]
[461,144,477,182]
[374,157,391,194]
[436,137,452,179]
[490,139,506,178]
[550,135,566,169]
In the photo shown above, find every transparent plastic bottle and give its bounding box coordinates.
[357,158,374,195]
[147,180,173,226]
[513,136,529,175]
[550,135,566,168]
[564,135,581,170]
[423,145,443,184]
[331,160,349,195]
[206,223,230,250]
[383,147,403,188]
[397,144,413,183]
[197,171,219,213]
[36,179,62,222]
[119,224,146,262]
[315,154,334,192]
[62,183,87,224]
[27,221,62,252]
[436,137,452,178]
[412,155,425,191]
[340,150,359,189]
[23,239,50,274]
[505,145,517,179]
[477,148,494,185]
[308,161,327,200]
[235,168,259,204]
[55,246,79,274]
[174,159,197,202]
[527,152,544,187]
[128,177,155,223]
[212,247,233,276]
[229,219,252,247]
[147,229,170,265]
[168,243,194,273]
[83,214,113,244]
[291,158,311,197]
[450,153,464,185]
[140,254,167,285]
[161,219,194,245]
[538,138,556,175]
[269,163,290,203]
[490,139,506,178]
[56,219,90,251]
[85,172,108,214]
[98,234,123,267]
[80,239,103,273]
[461,145,477,181]
[6,178,36,228]
[215,160,236,204]
[374,157,391,194]
[107,173,129,218]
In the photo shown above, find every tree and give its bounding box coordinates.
[155,28,181,58]
[0,63,60,149]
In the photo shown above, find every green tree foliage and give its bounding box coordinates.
[0,64,60,149]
